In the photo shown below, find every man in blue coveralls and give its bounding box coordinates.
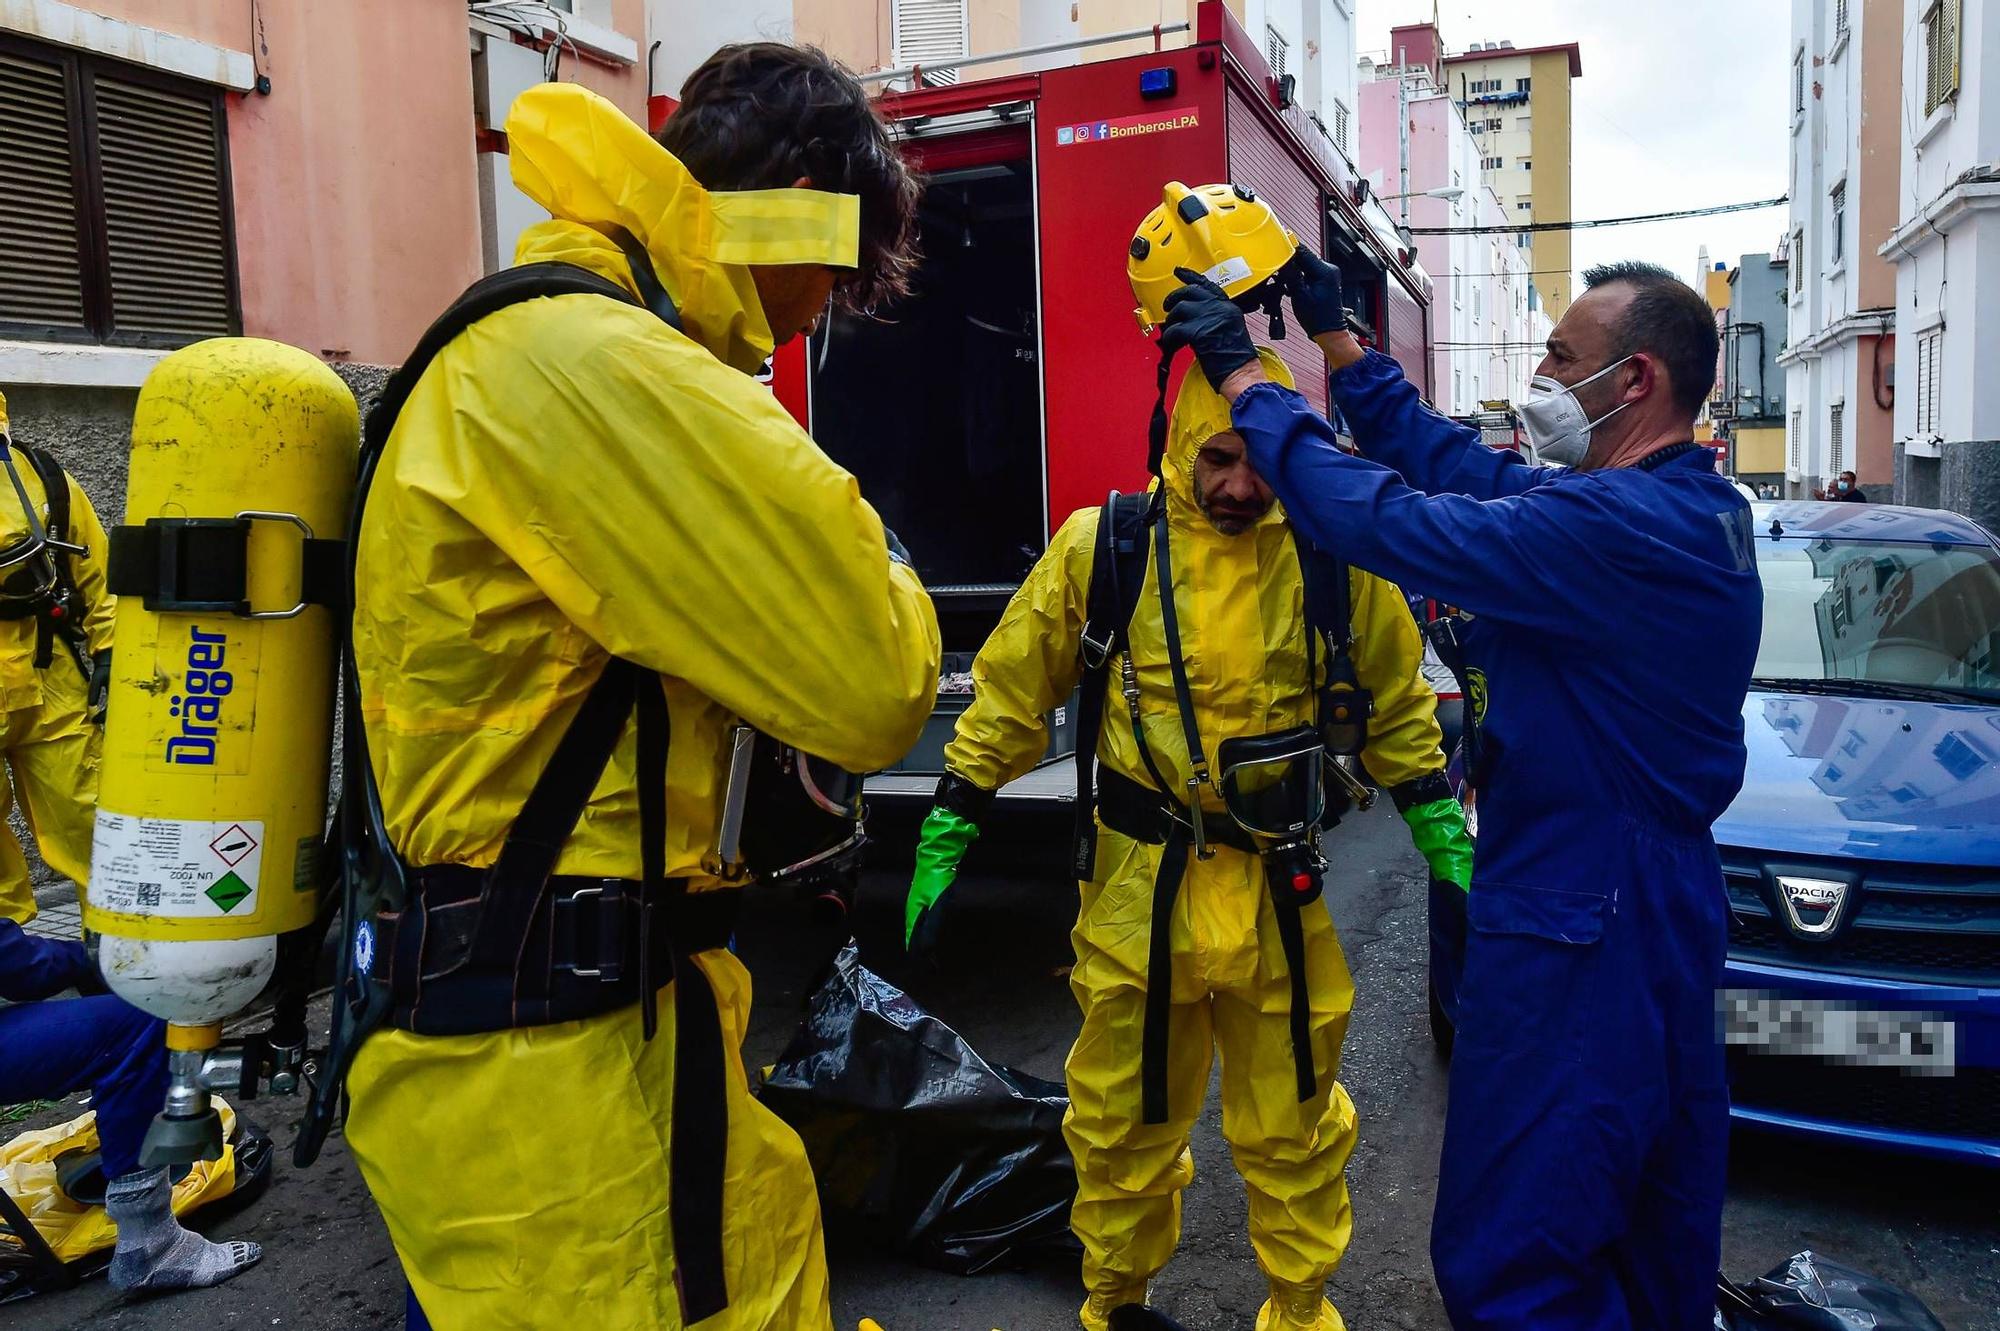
[0,919,261,1289]
[1157,254,1762,1330]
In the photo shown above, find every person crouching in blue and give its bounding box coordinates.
[1157,254,1762,1330]
[0,919,260,1290]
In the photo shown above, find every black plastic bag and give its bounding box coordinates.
[759,941,1081,1274]
[1716,1252,1948,1330]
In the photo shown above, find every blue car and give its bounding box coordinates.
[1434,501,2000,1166]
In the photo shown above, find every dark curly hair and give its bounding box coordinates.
[658,43,921,312]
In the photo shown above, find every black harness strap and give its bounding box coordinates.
[5,445,90,676]
[1072,490,1155,880]
[1142,823,1190,1126]
[1273,900,1316,1104]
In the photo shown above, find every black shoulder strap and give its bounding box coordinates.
[1071,489,1158,879]
[1295,534,1351,651]
[362,261,643,464]
[15,444,87,672]
[346,260,659,891]
[21,446,70,551]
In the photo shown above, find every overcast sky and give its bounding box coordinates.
[1352,0,1791,301]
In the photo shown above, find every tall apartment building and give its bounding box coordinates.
[1358,61,1545,416]
[1376,22,1580,320]
[1780,0,1901,500]
[1881,0,2000,529]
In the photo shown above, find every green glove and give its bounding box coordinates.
[906,806,981,951]
[1403,797,1473,893]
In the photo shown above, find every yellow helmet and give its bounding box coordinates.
[1128,181,1297,333]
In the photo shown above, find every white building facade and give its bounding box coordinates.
[1779,0,1902,500]
[1881,0,2000,527]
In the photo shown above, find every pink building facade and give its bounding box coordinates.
[1358,62,1544,417]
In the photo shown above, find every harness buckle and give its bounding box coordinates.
[553,879,628,982]
[1079,622,1115,672]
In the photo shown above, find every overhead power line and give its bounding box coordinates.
[1408,196,1788,236]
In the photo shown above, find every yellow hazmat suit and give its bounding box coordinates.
[0,391,112,926]
[343,85,938,1330]
[942,352,1445,1330]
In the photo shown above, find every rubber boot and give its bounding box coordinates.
[1080,1282,1150,1331]
[1254,1279,1346,1331]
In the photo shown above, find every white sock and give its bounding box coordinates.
[105,1168,261,1292]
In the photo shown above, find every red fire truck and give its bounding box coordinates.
[770,2,1436,804]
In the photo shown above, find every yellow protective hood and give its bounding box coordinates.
[0,388,10,436]
[506,82,861,374]
[1162,346,1293,516]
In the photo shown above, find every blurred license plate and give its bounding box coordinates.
[1719,991,1955,1074]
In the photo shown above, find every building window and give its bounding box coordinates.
[1830,182,1846,263]
[1517,114,1532,130]
[1828,402,1844,472]
[1516,77,1531,92]
[1923,0,1962,117]
[1265,25,1289,80]
[1793,50,1806,121]
[0,35,238,346]
[894,0,970,85]
[1473,287,1481,323]
[1521,159,1532,169]
[1834,0,1849,39]
[1915,329,1943,435]
[1792,230,1805,292]
[1333,98,1351,155]
[1517,201,1531,212]
[1789,410,1802,471]
[1454,368,1463,403]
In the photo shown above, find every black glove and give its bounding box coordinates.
[87,649,110,723]
[1281,244,1347,340]
[1160,268,1259,389]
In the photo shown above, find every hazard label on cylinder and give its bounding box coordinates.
[91,813,264,917]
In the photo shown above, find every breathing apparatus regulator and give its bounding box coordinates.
[709,726,869,921]
[1122,183,1378,910]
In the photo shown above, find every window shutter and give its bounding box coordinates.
[92,72,234,339]
[893,0,968,85]
[1828,402,1844,472]
[0,47,88,333]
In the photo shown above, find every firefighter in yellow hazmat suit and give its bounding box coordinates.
[904,348,1472,1331]
[0,390,112,926]
[341,48,937,1331]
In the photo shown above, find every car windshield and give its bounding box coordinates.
[1754,532,2000,701]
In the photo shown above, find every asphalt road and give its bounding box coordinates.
[9,803,1996,1330]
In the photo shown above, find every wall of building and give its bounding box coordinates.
[650,0,796,96]
[1885,0,2000,527]
[1735,424,1786,477]
[20,0,485,367]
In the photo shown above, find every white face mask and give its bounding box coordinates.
[1519,355,1635,467]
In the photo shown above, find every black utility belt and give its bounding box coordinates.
[1096,768,1261,856]
[375,865,740,1037]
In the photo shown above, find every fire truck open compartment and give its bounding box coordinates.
[807,158,1045,618]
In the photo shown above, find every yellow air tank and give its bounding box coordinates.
[85,338,355,1161]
